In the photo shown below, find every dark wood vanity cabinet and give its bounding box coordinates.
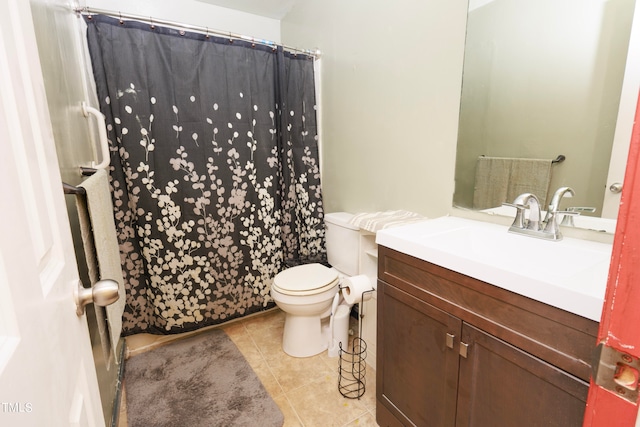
[376,246,598,427]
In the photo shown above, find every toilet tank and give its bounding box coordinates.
[325,212,360,276]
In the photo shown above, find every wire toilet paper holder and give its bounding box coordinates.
[338,287,374,399]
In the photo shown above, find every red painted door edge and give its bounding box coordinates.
[583,91,640,426]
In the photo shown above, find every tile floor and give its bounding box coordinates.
[117,308,378,427]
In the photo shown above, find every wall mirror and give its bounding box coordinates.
[453,0,637,232]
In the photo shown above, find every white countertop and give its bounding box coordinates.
[375,216,613,321]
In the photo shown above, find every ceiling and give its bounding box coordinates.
[195,0,297,20]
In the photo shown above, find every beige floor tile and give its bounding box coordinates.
[246,321,287,360]
[286,373,371,427]
[249,356,286,399]
[244,309,285,335]
[268,352,336,393]
[219,318,248,338]
[227,329,264,365]
[251,331,287,362]
[344,411,378,427]
[273,393,304,427]
[359,366,377,412]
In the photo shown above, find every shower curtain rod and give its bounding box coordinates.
[75,6,321,58]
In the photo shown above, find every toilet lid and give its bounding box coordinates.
[273,263,339,296]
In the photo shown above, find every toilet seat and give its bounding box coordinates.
[272,263,339,296]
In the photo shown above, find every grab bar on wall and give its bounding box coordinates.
[82,102,110,170]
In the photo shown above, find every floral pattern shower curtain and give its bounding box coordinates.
[85,15,326,334]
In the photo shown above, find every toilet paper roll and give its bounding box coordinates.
[342,275,374,305]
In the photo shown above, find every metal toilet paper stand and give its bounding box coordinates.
[338,288,374,399]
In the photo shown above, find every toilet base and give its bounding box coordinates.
[282,314,330,357]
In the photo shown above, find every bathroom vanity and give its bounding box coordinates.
[374,217,612,427]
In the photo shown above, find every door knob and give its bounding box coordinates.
[609,182,623,194]
[75,279,120,316]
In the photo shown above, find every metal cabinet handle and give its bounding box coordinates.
[460,342,469,358]
[446,333,455,349]
[74,279,119,316]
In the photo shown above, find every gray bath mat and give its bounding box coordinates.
[124,329,284,427]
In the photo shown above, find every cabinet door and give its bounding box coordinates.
[377,282,462,427]
[456,324,589,427]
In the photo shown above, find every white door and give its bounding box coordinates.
[602,0,640,219]
[0,0,104,426]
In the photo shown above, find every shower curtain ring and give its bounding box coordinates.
[150,16,155,30]
[119,12,123,25]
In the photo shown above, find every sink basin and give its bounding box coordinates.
[375,216,613,321]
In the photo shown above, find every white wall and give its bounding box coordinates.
[81,0,282,43]
[281,0,469,218]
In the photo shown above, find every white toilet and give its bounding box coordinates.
[270,212,360,357]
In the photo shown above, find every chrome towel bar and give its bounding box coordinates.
[62,167,97,195]
[63,182,86,195]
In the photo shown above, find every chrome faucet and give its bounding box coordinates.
[544,186,574,223]
[518,193,542,231]
[503,193,542,233]
[543,187,580,239]
[504,187,578,241]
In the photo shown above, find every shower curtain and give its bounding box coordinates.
[84,15,326,334]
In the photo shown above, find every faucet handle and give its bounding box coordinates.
[565,206,596,213]
[559,209,584,227]
[502,202,527,229]
[546,210,579,232]
[557,210,579,216]
[502,202,527,209]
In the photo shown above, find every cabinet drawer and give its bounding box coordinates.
[378,246,598,381]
